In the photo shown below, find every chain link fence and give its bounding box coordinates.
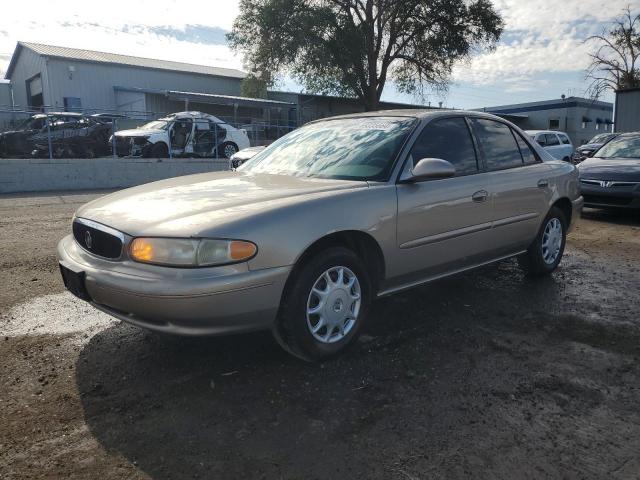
[0,107,295,160]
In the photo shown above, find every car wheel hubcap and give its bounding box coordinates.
[542,217,563,265]
[224,144,237,158]
[306,266,361,344]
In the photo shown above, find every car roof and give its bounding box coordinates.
[524,130,568,135]
[161,111,223,122]
[32,112,84,118]
[307,109,514,124]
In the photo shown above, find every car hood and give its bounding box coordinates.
[578,157,640,181]
[75,171,367,236]
[114,128,164,137]
[576,143,602,151]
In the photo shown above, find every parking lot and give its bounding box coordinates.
[1,191,639,479]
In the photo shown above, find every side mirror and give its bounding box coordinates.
[400,158,456,183]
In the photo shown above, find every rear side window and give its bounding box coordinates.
[513,131,538,165]
[545,134,560,146]
[559,134,571,145]
[409,117,478,175]
[469,118,522,170]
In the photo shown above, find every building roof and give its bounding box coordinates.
[478,96,613,115]
[5,42,247,80]
[114,86,296,109]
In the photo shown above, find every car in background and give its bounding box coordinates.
[572,132,620,164]
[526,130,574,161]
[58,110,582,361]
[112,111,250,158]
[0,112,112,158]
[578,132,640,210]
[229,145,266,168]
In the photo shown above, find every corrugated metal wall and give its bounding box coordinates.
[615,89,640,133]
[0,83,12,107]
[43,57,243,112]
[6,48,49,109]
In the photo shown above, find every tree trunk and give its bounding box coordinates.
[365,84,380,111]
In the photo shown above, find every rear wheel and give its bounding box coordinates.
[218,142,238,159]
[273,247,372,361]
[518,206,567,276]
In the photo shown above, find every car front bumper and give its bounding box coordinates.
[57,234,290,336]
[580,182,640,209]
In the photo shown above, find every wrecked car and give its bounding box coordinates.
[112,111,251,158]
[0,112,112,158]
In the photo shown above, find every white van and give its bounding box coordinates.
[525,130,574,162]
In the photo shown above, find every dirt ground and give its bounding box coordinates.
[1,191,639,480]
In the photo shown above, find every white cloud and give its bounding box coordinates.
[0,0,243,75]
[455,0,633,87]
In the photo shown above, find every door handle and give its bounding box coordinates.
[472,190,489,202]
[537,179,549,188]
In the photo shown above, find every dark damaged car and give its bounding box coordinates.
[0,112,112,158]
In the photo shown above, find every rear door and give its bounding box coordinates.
[394,116,495,282]
[469,118,551,253]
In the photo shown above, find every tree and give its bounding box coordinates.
[586,6,640,98]
[241,73,269,98]
[228,0,503,110]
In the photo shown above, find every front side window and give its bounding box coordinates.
[594,135,640,159]
[409,117,478,175]
[559,134,571,145]
[242,117,416,181]
[545,134,560,146]
[469,118,522,170]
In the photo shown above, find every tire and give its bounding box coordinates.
[218,142,238,159]
[518,206,567,276]
[149,142,169,158]
[273,246,372,361]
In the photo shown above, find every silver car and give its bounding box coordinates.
[58,110,583,360]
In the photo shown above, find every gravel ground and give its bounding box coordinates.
[1,191,639,480]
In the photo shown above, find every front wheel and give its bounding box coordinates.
[273,247,372,361]
[518,206,567,276]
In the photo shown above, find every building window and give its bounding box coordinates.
[548,118,560,130]
[63,97,82,112]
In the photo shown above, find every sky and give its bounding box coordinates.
[0,0,628,109]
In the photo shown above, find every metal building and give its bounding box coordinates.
[479,97,614,146]
[614,88,640,133]
[3,42,295,124]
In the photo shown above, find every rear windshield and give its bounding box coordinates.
[594,136,640,159]
[240,117,416,181]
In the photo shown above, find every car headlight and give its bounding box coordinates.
[129,238,257,267]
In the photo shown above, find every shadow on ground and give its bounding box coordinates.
[75,259,640,479]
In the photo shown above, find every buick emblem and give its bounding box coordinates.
[599,180,614,187]
[84,231,93,249]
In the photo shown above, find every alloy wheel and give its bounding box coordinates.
[306,266,361,344]
[541,217,563,264]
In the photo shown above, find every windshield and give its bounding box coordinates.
[594,135,640,159]
[139,120,170,130]
[588,133,615,144]
[240,117,416,181]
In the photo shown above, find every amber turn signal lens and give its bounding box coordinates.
[130,238,154,262]
[229,240,257,261]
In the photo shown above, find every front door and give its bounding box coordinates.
[393,116,495,284]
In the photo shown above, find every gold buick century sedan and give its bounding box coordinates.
[58,110,583,360]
